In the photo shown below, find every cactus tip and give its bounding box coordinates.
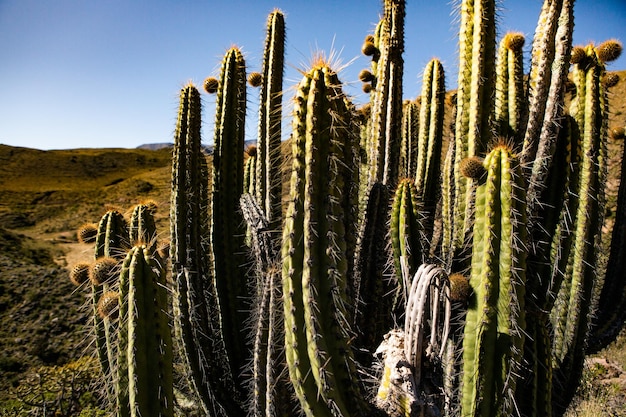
[503,32,525,52]
[570,46,587,64]
[69,262,91,286]
[449,273,471,302]
[362,41,378,57]
[203,77,219,94]
[460,156,486,180]
[248,72,263,87]
[359,69,375,82]
[597,39,623,63]
[138,199,159,214]
[77,223,98,244]
[609,126,626,141]
[97,291,119,320]
[603,72,620,88]
[90,257,118,286]
[246,144,258,157]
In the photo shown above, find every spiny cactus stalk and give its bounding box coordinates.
[400,99,419,178]
[494,32,526,143]
[521,0,574,224]
[254,10,285,232]
[91,209,128,405]
[170,83,242,416]
[367,0,405,187]
[460,145,527,417]
[244,145,258,196]
[590,122,626,351]
[282,60,368,417]
[211,46,249,387]
[117,245,173,417]
[550,41,613,410]
[451,0,497,261]
[414,58,445,238]
[390,178,425,296]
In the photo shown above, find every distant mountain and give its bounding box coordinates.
[136,139,258,154]
[137,142,172,150]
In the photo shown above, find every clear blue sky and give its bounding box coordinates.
[0,0,624,150]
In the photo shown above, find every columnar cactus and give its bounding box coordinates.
[494,32,526,143]
[170,83,242,415]
[460,145,528,417]
[281,60,368,417]
[390,178,425,298]
[550,41,617,410]
[399,99,419,179]
[367,0,405,187]
[117,244,173,417]
[414,58,445,238]
[451,0,497,259]
[254,10,285,231]
[211,46,249,386]
[92,209,128,404]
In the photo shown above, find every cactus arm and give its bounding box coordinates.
[400,99,419,178]
[590,124,626,349]
[211,46,248,382]
[415,58,445,239]
[282,71,331,417]
[461,146,527,417]
[170,84,242,415]
[368,0,405,187]
[124,246,174,417]
[256,10,285,230]
[452,0,497,257]
[283,63,369,416]
[495,33,526,142]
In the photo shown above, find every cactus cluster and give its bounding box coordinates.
[68,1,626,416]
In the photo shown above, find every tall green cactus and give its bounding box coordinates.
[494,32,526,143]
[254,10,285,232]
[92,209,128,405]
[170,83,243,416]
[367,0,405,187]
[282,60,368,417]
[451,0,497,260]
[414,58,445,240]
[390,178,424,299]
[117,244,173,417]
[211,46,249,387]
[521,0,574,223]
[460,145,527,417]
[400,98,419,179]
[550,41,614,411]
